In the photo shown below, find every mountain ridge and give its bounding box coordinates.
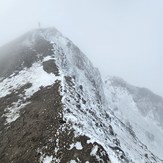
[0,28,162,163]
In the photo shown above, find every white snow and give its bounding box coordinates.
[69,142,83,150]
[104,77,163,160]
[42,156,53,163]
[109,155,121,163]
[27,29,163,162]
[48,32,122,162]
[1,60,61,125]
[39,151,54,163]
[75,142,83,150]
[1,29,161,162]
[70,160,77,163]
[39,29,161,162]
[43,56,55,62]
[0,62,57,98]
[90,145,98,156]
[3,101,31,124]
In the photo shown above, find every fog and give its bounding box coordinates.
[0,0,163,96]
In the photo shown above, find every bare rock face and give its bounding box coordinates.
[0,28,162,163]
[43,60,59,75]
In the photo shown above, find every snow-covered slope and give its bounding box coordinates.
[0,28,162,163]
[104,76,163,160]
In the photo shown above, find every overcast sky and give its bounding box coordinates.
[0,0,163,96]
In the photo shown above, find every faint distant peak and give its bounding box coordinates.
[105,75,163,102]
[105,75,127,87]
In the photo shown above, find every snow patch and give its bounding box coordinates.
[0,62,57,98]
[43,56,55,62]
[90,145,98,156]
[1,60,61,125]
[42,156,53,163]
[3,101,31,124]
[70,160,77,163]
[104,78,163,161]
[69,142,83,150]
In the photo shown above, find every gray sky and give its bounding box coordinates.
[0,0,163,96]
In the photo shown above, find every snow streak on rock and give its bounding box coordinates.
[1,60,60,124]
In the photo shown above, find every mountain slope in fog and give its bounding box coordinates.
[104,76,163,159]
[0,28,162,163]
